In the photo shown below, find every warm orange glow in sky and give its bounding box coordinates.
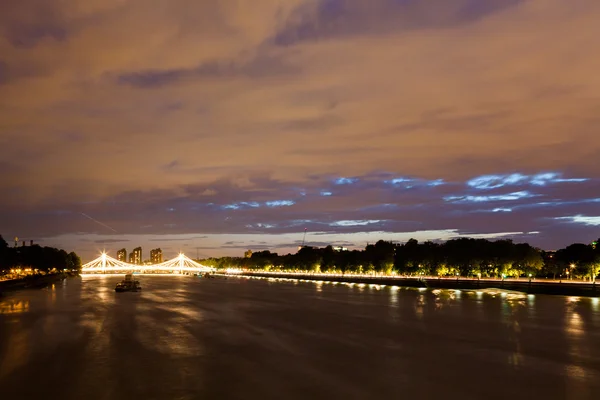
[1,1,599,259]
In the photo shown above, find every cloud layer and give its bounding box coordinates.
[1,1,599,259]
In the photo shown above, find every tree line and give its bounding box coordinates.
[201,238,600,280]
[0,235,82,274]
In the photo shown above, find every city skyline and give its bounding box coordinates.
[1,1,600,261]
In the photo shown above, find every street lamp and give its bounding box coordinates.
[569,263,575,280]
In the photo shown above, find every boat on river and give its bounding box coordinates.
[115,274,142,292]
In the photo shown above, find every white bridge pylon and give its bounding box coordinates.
[81,252,216,274]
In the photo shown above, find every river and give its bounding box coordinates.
[1,275,599,399]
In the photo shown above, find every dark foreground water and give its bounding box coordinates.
[1,276,600,400]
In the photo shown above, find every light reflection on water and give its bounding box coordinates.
[389,287,398,308]
[0,299,30,315]
[563,296,596,399]
[0,276,600,399]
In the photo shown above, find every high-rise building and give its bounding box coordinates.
[132,247,142,265]
[150,248,163,264]
[117,248,127,262]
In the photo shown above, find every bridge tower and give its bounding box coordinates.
[101,252,107,274]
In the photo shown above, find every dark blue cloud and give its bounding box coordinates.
[7,24,68,48]
[116,68,188,89]
[115,53,298,89]
[2,170,598,252]
[273,0,524,46]
[148,236,208,242]
[222,202,261,210]
[466,172,587,190]
[334,177,359,185]
[93,238,130,244]
[2,1,69,49]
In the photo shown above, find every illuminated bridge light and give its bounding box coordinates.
[81,253,216,274]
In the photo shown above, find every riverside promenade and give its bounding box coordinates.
[0,273,70,295]
[229,271,600,297]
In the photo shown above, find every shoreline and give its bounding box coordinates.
[227,272,600,297]
[0,273,75,296]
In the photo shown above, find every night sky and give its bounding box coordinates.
[1,0,599,261]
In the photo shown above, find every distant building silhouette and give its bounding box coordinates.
[117,248,127,262]
[130,247,142,265]
[150,248,163,264]
[244,249,253,258]
[333,246,348,252]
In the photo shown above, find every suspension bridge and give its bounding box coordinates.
[81,252,216,274]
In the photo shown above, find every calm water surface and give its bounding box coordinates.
[1,276,599,400]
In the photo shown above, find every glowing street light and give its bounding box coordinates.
[569,263,575,280]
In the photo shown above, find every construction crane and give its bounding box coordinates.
[298,228,307,252]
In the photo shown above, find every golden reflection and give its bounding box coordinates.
[50,284,57,305]
[96,286,113,304]
[566,364,586,379]
[527,294,535,303]
[563,296,591,398]
[0,299,30,314]
[564,363,590,400]
[502,295,525,368]
[565,295,584,337]
[134,313,204,357]
[567,312,583,336]
[80,311,105,334]
[389,287,398,307]
[414,294,425,319]
[432,289,457,311]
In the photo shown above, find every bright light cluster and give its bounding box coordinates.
[81,252,216,274]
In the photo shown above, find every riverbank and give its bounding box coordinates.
[229,272,600,297]
[0,273,75,295]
